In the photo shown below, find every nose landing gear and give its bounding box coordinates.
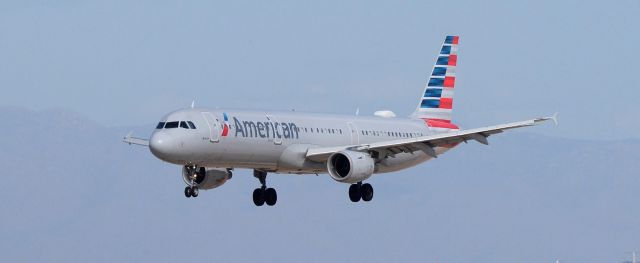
[252,170,277,206]
[184,186,199,198]
[183,165,203,198]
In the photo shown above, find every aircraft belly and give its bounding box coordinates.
[198,138,283,169]
[375,146,455,174]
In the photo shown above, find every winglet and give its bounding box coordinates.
[533,113,559,126]
[123,132,150,146]
[550,112,559,125]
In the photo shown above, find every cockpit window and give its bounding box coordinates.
[187,121,196,129]
[158,121,195,129]
[164,121,179,129]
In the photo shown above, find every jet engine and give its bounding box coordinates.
[182,167,232,190]
[327,150,375,183]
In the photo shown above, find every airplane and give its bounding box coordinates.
[123,35,557,206]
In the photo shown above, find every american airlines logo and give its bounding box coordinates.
[232,115,299,139]
[221,112,230,136]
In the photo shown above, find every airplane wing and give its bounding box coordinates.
[305,114,557,162]
[123,132,149,146]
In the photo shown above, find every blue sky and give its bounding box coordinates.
[1,0,638,140]
[1,2,640,262]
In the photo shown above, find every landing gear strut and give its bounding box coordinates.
[183,165,203,198]
[252,170,277,206]
[349,182,373,202]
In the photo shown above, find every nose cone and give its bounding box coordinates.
[149,131,177,160]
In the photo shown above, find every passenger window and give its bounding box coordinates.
[165,121,179,129]
[180,121,189,129]
[156,122,165,129]
[187,121,196,129]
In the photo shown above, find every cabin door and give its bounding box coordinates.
[202,112,222,143]
[347,122,359,145]
[266,114,282,145]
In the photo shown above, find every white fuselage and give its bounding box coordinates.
[149,108,457,175]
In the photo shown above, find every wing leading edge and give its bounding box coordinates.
[305,114,558,162]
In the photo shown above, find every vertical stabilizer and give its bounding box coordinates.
[411,35,459,124]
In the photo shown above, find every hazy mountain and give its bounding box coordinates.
[0,107,637,263]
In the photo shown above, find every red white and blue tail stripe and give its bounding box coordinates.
[412,35,459,129]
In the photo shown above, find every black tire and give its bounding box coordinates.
[349,184,361,202]
[361,183,373,202]
[253,188,265,206]
[191,187,199,197]
[184,186,192,198]
[265,188,277,206]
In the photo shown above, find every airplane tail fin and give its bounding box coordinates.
[411,35,459,124]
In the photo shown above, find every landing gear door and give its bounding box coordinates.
[347,122,359,145]
[266,114,282,145]
[202,112,221,143]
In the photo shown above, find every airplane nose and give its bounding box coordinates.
[149,131,176,158]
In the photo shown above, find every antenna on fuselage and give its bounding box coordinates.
[190,100,195,109]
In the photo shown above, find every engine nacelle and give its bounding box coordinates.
[182,167,231,190]
[327,150,375,183]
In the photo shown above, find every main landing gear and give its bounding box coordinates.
[348,182,374,202]
[184,165,204,198]
[252,170,277,206]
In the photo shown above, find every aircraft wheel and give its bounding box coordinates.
[265,188,277,206]
[191,186,199,197]
[361,183,373,202]
[253,188,265,206]
[349,184,361,202]
[184,186,192,198]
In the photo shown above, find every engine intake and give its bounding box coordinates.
[327,150,374,183]
[182,167,231,190]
